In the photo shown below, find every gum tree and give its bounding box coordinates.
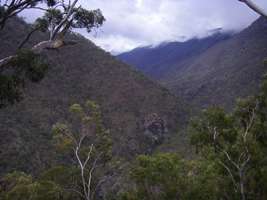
[0,0,105,68]
[190,88,267,200]
[0,0,41,29]
[0,0,105,106]
[52,100,112,200]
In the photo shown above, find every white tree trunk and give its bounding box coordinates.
[239,0,267,18]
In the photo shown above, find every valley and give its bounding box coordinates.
[0,1,267,199]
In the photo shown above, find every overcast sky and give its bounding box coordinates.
[21,0,267,54]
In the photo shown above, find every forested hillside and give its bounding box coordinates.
[0,18,188,175]
[1,1,267,200]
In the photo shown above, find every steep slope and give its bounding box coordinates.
[118,17,267,109]
[118,31,231,79]
[162,17,267,109]
[0,18,188,175]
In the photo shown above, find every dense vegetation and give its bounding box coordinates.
[1,72,266,200]
[0,100,112,200]
[119,75,267,200]
[0,0,106,110]
[0,16,187,181]
[0,49,48,107]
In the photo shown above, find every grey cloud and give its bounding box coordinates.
[84,0,267,53]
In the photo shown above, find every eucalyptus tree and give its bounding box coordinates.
[0,0,41,29]
[30,0,105,50]
[52,100,112,200]
[0,1,60,29]
[0,0,105,67]
[190,90,267,200]
[0,0,105,107]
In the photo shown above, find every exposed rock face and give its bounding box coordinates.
[143,113,168,151]
[144,113,167,142]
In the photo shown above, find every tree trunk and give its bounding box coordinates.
[239,170,246,200]
[0,55,16,72]
[18,28,39,49]
[50,0,79,40]
[0,19,6,30]
[0,39,77,69]
[239,0,267,18]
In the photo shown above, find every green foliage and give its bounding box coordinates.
[0,74,22,107]
[36,2,105,37]
[121,77,267,200]
[40,166,79,199]
[184,159,229,200]
[52,100,112,159]
[43,8,63,26]
[189,79,267,199]
[69,103,83,114]
[40,165,78,186]
[0,171,64,200]
[0,49,48,107]
[73,8,105,32]
[130,153,189,200]
[34,17,49,32]
[52,100,112,199]
[190,107,236,152]
[52,123,74,152]
[121,153,224,200]
[12,49,49,82]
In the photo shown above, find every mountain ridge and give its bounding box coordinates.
[118,32,232,79]
[118,17,267,109]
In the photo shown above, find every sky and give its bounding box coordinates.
[21,0,267,54]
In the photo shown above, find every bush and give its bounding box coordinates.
[0,75,22,108]
[0,49,48,107]
[11,49,49,82]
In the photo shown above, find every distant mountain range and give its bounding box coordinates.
[118,17,267,109]
[118,31,232,79]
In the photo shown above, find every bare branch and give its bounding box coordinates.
[87,153,103,199]
[0,38,77,71]
[84,144,94,167]
[222,148,240,170]
[218,160,238,192]
[75,143,88,200]
[0,55,16,71]
[243,101,258,142]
